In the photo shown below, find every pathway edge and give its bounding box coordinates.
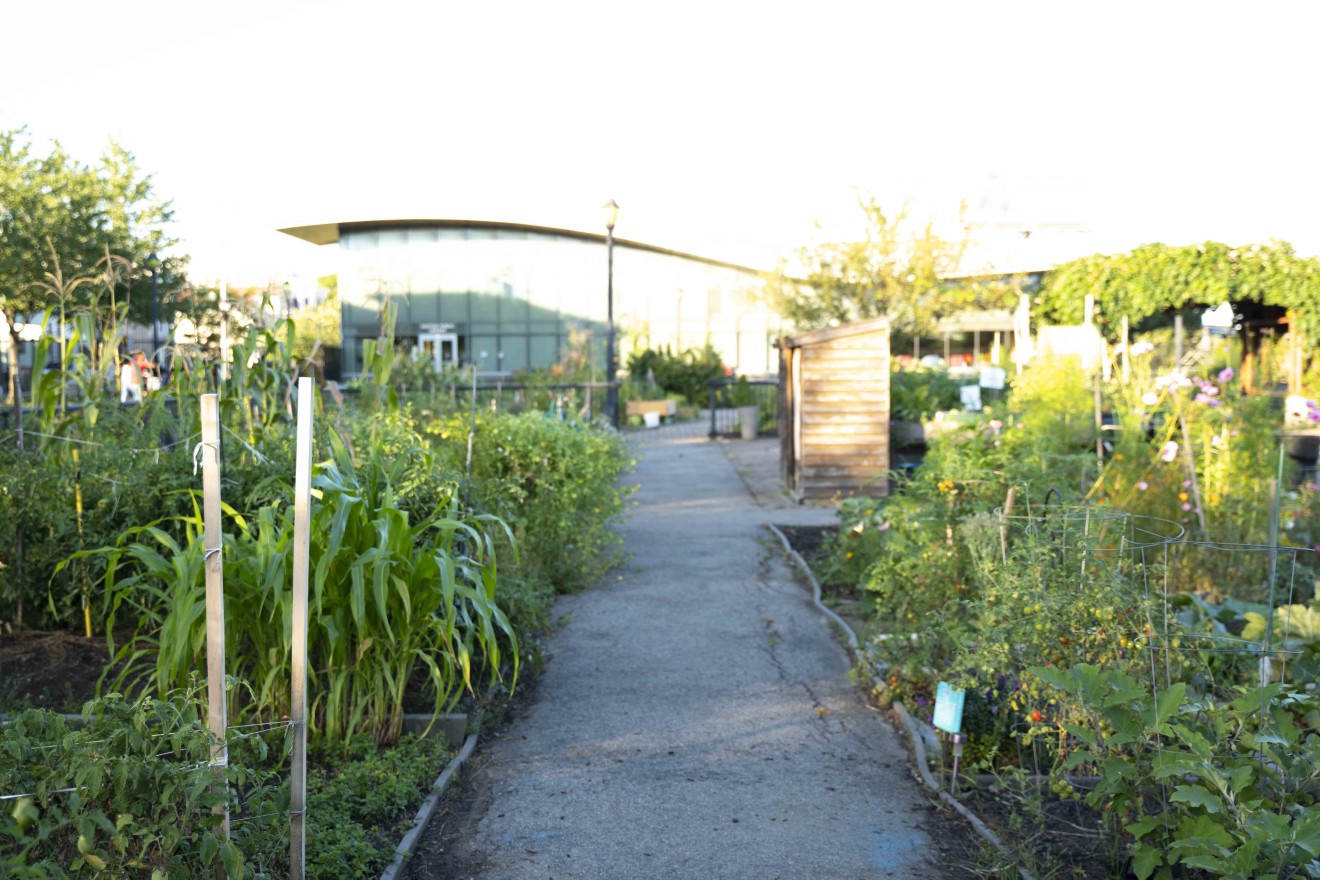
[765,523,1035,880]
[379,730,479,880]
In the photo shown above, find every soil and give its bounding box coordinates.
[0,629,116,713]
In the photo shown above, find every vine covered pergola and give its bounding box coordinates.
[1035,240,1320,392]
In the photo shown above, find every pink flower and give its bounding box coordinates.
[1137,481,1149,491]
[1217,367,1234,383]
[877,521,891,532]
[1161,441,1180,463]
[1181,503,1192,511]
[989,419,1003,433]
[1183,480,1192,488]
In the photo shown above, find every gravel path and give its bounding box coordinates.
[408,432,962,879]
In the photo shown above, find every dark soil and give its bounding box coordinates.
[0,629,115,713]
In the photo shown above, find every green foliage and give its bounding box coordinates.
[250,732,454,880]
[0,129,183,361]
[625,344,726,406]
[70,420,518,747]
[726,376,757,408]
[889,367,963,421]
[1031,664,1320,880]
[424,411,635,603]
[2,691,456,880]
[764,196,1012,335]
[1037,240,1320,347]
[0,691,249,879]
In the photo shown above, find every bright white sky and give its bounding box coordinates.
[4,1,1318,287]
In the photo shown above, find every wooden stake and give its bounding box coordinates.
[290,377,314,880]
[1000,486,1017,564]
[1121,316,1130,385]
[200,394,230,840]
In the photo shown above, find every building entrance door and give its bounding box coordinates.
[418,332,459,371]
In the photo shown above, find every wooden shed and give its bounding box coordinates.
[778,318,890,501]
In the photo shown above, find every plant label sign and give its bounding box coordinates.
[932,681,966,735]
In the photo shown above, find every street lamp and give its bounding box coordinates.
[147,252,160,360]
[603,199,619,428]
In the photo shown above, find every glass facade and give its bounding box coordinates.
[338,223,782,377]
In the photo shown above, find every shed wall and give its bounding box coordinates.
[795,332,890,499]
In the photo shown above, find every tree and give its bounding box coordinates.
[765,197,975,334]
[0,129,180,440]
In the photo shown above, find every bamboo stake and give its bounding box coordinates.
[199,394,230,840]
[1179,416,1208,540]
[73,447,91,638]
[1000,486,1017,564]
[290,377,314,880]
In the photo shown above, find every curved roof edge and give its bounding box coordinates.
[277,218,770,276]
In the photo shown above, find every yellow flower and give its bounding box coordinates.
[1178,492,1189,502]
[845,552,853,559]
[1114,453,1124,460]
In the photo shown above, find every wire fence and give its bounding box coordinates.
[998,499,1319,802]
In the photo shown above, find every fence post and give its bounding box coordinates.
[290,377,314,880]
[199,394,229,842]
[708,380,717,439]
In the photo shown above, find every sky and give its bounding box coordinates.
[4,1,1318,288]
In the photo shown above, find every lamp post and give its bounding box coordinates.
[603,199,619,428]
[148,252,160,359]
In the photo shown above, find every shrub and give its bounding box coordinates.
[626,344,726,405]
[889,367,963,421]
[422,411,634,600]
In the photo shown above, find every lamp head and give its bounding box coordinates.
[602,199,619,233]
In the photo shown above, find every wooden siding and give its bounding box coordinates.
[784,321,890,500]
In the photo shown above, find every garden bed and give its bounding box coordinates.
[775,526,1122,880]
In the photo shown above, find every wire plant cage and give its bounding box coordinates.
[990,499,1320,876]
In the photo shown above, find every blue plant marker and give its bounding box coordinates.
[932,681,966,734]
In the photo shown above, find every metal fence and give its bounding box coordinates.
[392,382,615,423]
[706,378,779,438]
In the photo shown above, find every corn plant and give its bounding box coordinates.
[67,426,518,746]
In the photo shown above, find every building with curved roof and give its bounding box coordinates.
[279,219,782,379]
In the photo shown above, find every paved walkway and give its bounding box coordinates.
[412,431,951,879]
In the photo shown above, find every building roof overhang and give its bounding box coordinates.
[277,218,769,276]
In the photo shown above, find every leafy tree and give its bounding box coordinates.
[765,197,980,334]
[0,128,181,430]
